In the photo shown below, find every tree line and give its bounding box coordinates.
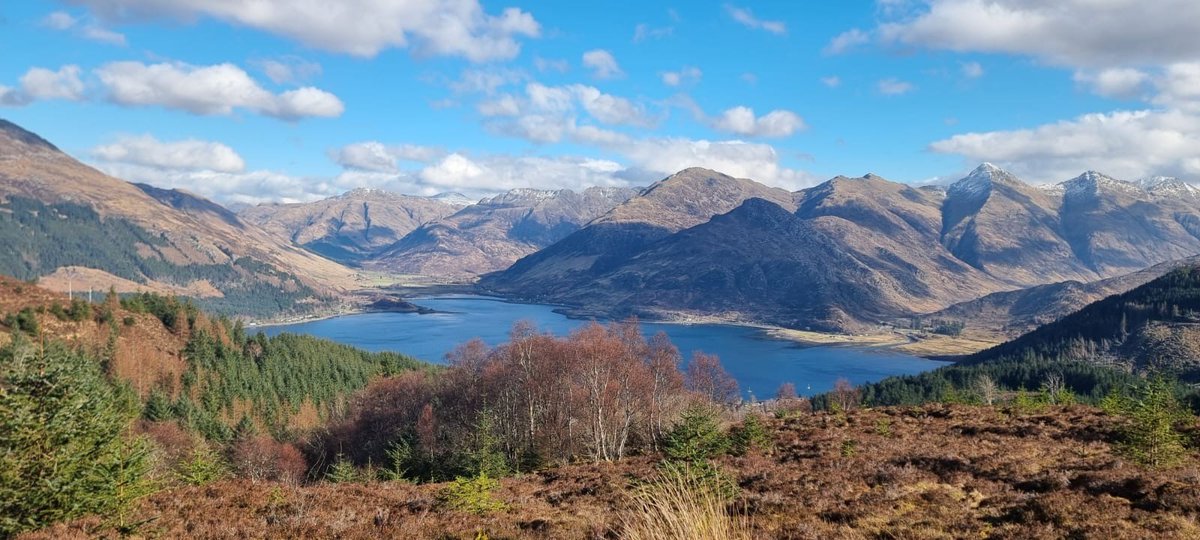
[317,318,740,482]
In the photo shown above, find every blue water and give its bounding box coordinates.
[258,295,947,398]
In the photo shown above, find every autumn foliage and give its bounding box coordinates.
[319,319,738,479]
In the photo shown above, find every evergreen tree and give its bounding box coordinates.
[0,339,152,536]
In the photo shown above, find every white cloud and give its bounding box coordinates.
[620,137,816,189]
[478,82,654,143]
[960,61,984,79]
[820,75,841,88]
[876,0,1200,68]
[711,106,805,138]
[74,0,540,61]
[661,66,702,87]
[633,23,673,42]
[824,28,869,54]
[1153,62,1200,112]
[450,67,526,95]
[877,78,915,95]
[929,108,1200,183]
[92,134,245,172]
[40,10,126,45]
[19,65,86,101]
[95,61,343,119]
[1073,68,1148,99]
[582,49,623,79]
[42,11,77,30]
[255,57,322,85]
[725,4,786,35]
[333,141,444,172]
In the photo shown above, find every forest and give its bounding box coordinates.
[0,197,317,316]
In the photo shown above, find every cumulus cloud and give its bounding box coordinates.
[19,66,86,101]
[824,28,869,54]
[710,106,805,137]
[929,108,1200,183]
[661,66,702,87]
[582,49,623,79]
[478,82,654,143]
[72,0,540,61]
[877,77,915,95]
[94,61,343,119]
[876,0,1200,67]
[820,75,841,88]
[725,4,786,35]
[332,141,444,172]
[1073,68,1148,99]
[0,65,86,106]
[92,134,245,172]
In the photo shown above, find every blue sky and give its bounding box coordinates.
[1,1,1198,204]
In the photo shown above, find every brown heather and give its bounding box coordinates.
[24,404,1200,539]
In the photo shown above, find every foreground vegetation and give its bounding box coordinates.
[21,400,1200,539]
[4,276,1200,538]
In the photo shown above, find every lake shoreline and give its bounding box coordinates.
[252,292,991,360]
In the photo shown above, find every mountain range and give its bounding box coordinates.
[6,116,1200,333]
[482,164,1200,332]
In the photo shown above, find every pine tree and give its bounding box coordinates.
[0,339,153,536]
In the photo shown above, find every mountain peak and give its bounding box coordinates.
[1134,176,1200,197]
[1060,170,1142,197]
[947,163,1024,198]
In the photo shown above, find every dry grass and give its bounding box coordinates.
[622,466,751,540]
[23,404,1200,539]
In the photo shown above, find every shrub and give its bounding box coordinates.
[325,453,360,483]
[664,405,730,462]
[0,340,152,536]
[730,414,771,456]
[623,463,750,540]
[441,473,506,515]
[176,446,228,486]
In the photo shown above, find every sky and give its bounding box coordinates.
[1,0,1199,205]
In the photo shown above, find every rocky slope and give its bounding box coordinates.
[0,119,354,315]
[238,189,465,264]
[367,186,637,278]
[484,164,1200,332]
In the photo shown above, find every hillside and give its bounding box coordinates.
[863,264,1200,406]
[368,186,637,278]
[238,188,464,264]
[0,119,355,316]
[27,405,1200,539]
[931,256,1200,338]
[484,164,1200,332]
